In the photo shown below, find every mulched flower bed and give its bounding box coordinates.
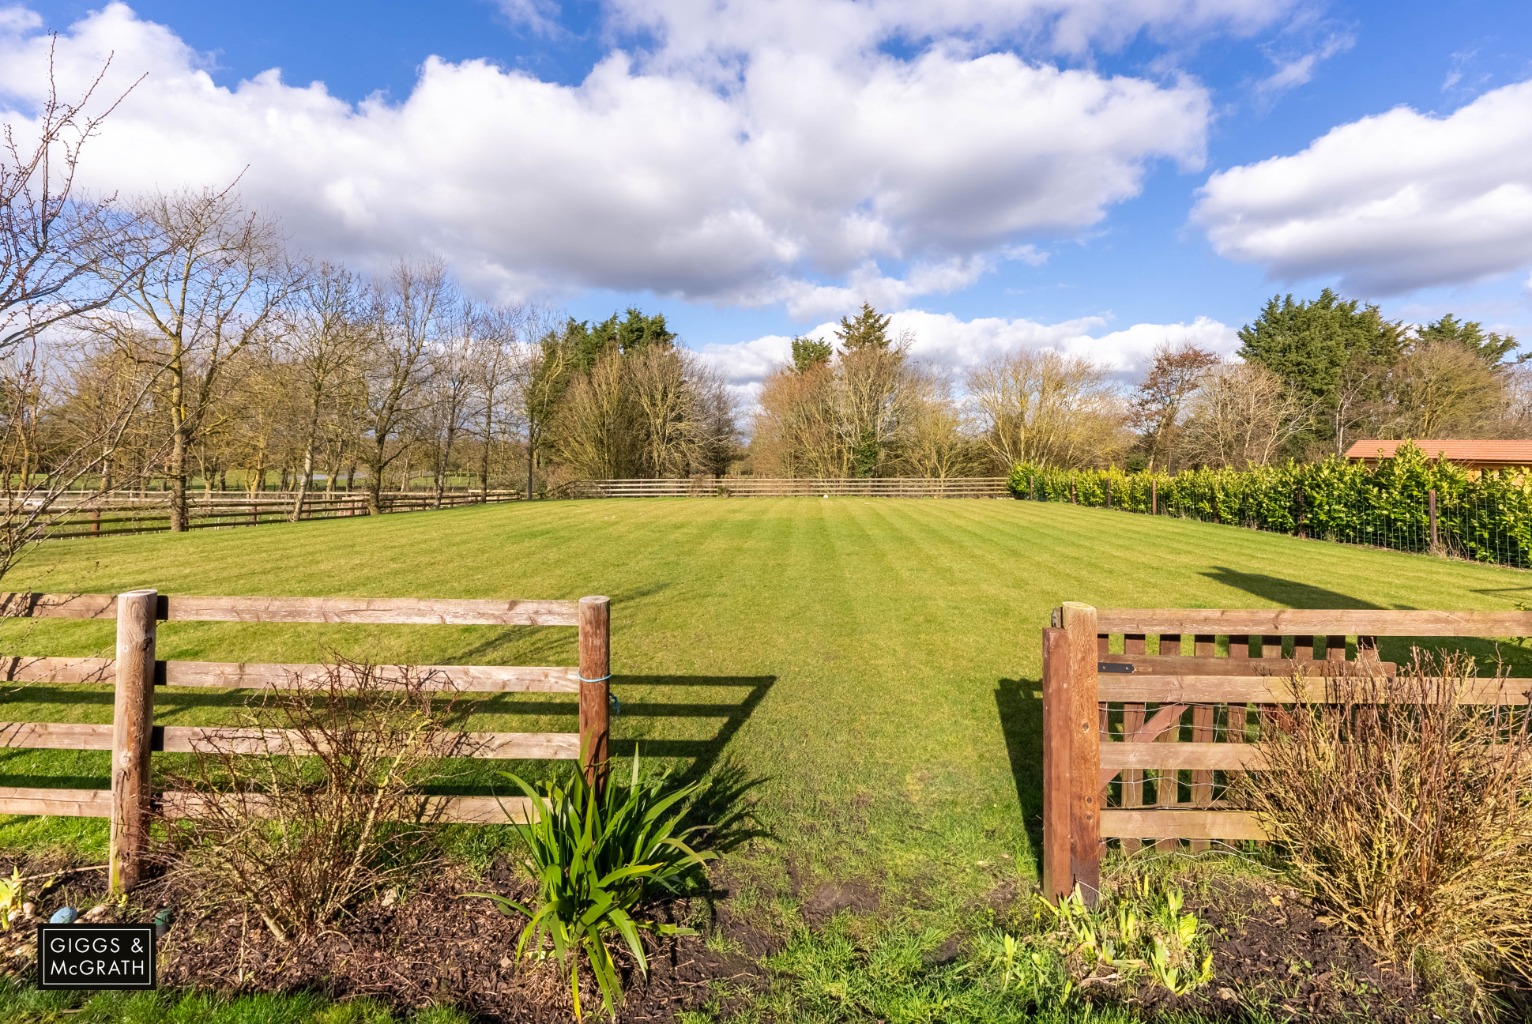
[1141,873,1527,1023]
[5,851,1526,1022]
[0,852,762,1022]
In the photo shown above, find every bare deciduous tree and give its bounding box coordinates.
[901,371,980,479]
[553,349,633,480]
[94,188,298,530]
[358,260,450,514]
[968,349,1127,469]
[1,47,140,355]
[506,319,569,498]
[1386,340,1503,440]
[468,302,527,500]
[0,50,164,576]
[1131,342,1218,471]
[281,261,365,518]
[1177,361,1306,469]
[425,300,479,506]
[832,343,915,477]
[750,360,838,477]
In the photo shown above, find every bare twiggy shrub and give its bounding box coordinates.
[1237,652,1532,1012]
[157,660,471,943]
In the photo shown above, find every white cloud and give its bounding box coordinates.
[696,309,1239,397]
[610,0,1297,70]
[1255,32,1353,98]
[1193,79,1532,294]
[492,0,563,37]
[0,3,1210,309]
[0,7,40,32]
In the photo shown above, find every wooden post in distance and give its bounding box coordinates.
[1428,488,1439,552]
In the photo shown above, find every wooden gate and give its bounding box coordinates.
[1041,603,1532,904]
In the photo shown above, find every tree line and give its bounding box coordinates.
[750,293,1526,478]
[7,56,1525,572]
[2,59,740,557]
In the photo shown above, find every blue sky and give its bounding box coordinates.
[4,0,1532,390]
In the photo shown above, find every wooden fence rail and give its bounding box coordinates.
[560,477,1010,499]
[0,589,611,892]
[1041,603,1532,905]
[39,491,525,540]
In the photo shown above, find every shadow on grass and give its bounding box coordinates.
[418,674,776,797]
[1203,565,1532,673]
[1201,567,1388,610]
[0,673,777,814]
[994,676,1044,879]
[609,673,775,783]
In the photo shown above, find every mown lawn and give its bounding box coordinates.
[1,497,1528,1019]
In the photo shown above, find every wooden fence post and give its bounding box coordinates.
[1428,488,1439,552]
[110,589,158,893]
[1053,602,1101,905]
[1151,479,1158,516]
[578,595,611,794]
[1041,627,1073,901]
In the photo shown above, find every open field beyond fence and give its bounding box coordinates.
[558,476,1011,498]
[4,497,1531,901]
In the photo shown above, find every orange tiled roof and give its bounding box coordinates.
[1344,439,1532,467]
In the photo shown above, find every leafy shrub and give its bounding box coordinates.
[981,878,1213,1008]
[741,873,1209,1022]
[1237,653,1532,1016]
[1007,443,1532,566]
[0,867,23,930]
[468,753,716,1020]
[158,661,465,943]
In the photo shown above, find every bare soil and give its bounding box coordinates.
[1141,874,1530,1023]
[0,851,763,1023]
[5,851,1525,1023]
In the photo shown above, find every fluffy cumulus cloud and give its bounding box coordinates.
[0,2,1214,307]
[697,309,1239,403]
[1193,79,1532,294]
[610,0,1296,68]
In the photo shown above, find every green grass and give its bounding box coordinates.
[2,497,1529,1018]
[0,980,473,1023]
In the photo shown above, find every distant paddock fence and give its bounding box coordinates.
[0,589,611,891]
[559,477,1010,499]
[33,490,523,540]
[1041,603,1532,905]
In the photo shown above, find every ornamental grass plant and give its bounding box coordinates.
[1237,652,1532,1017]
[468,752,716,1020]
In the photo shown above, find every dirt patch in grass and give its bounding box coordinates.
[1142,874,1434,1022]
[800,879,880,928]
[0,853,765,1023]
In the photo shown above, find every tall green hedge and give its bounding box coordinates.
[1007,443,1532,567]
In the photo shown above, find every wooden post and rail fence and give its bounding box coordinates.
[0,590,611,892]
[45,490,525,540]
[558,477,1011,499]
[1042,603,1532,906]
